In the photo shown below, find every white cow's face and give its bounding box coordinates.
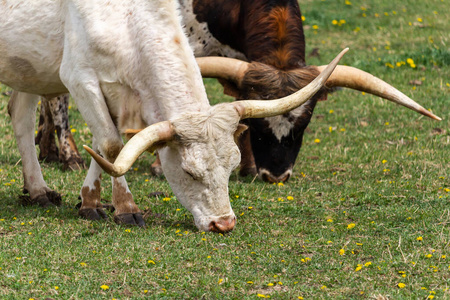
[159,104,244,232]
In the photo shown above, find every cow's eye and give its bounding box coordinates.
[185,170,196,180]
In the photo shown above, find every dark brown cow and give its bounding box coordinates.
[36,0,439,182]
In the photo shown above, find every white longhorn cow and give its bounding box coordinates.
[0,0,344,232]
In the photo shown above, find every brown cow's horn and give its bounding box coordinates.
[233,48,348,119]
[83,121,174,177]
[317,65,441,121]
[196,57,249,85]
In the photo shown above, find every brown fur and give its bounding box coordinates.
[112,178,141,214]
[80,179,102,209]
[238,62,326,100]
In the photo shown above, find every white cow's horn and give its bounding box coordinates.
[84,121,174,177]
[317,65,441,121]
[233,48,348,119]
[196,57,249,85]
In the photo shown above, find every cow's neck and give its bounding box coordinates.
[190,0,306,69]
[98,1,210,129]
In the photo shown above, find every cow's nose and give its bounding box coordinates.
[259,169,292,183]
[209,216,236,233]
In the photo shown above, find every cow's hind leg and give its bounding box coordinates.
[36,99,60,163]
[8,91,61,207]
[47,94,86,170]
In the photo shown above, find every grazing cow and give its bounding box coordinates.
[0,0,344,232]
[35,0,440,183]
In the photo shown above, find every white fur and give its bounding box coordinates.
[266,104,309,141]
[1,0,239,231]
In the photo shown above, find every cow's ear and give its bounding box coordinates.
[234,124,248,144]
[218,78,240,98]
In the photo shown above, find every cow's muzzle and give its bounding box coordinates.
[259,169,292,183]
[208,216,236,233]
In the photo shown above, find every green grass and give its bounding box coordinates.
[0,0,449,299]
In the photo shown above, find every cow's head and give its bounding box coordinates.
[84,49,348,232]
[234,62,325,183]
[196,55,441,183]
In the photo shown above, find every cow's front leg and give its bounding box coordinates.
[60,68,143,226]
[111,177,145,226]
[79,144,143,225]
[79,150,107,220]
[8,91,61,207]
[47,94,86,170]
[238,123,257,177]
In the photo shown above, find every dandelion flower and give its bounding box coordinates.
[347,223,356,229]
[314,139,320,143]
[398,283,406,288]
[100,285,109,290]
[339,249,345,255]
[417,236,423,241]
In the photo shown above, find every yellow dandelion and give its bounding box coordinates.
[218,278,223,284]
[416,236,423,241]
[312,25,318,30]
[148,260,156,264]
[327,219,333,222]
[100,284,109,290]
[355,265,362,271]
[364,262,372,267]
[398,283,406,288]
[314,139,320,143]
[257,294,268,298]
[426,254,432,258]
[301,16,305,22]
[321,285,327,289]
[347,223,356,229]
[339,249,345,255]
[332,20,338,25]
[329,109,334,113]
[247,281,254,284]
[54,286,59,290]
[287,196,294,200]
[417,18,423,22]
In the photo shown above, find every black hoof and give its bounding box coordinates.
[19,191,61,207]
[75,201,115,212]
[114,213,145,227]
[47,191,62,206]
[79,208,108,221]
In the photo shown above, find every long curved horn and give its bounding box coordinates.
[196,57,249,85]
[317,65,441,121]
[83,121,174,177]
[233,48,348,119]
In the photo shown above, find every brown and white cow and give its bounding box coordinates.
[35,0,440,183]
[0,0,346,232]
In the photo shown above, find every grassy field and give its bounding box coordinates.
[0,0,449,299]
